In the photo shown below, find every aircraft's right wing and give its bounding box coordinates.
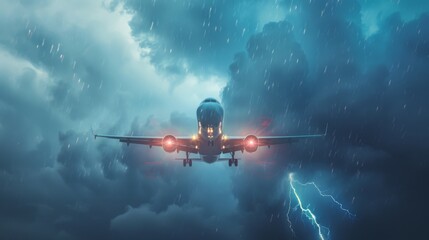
[94,134,198,153]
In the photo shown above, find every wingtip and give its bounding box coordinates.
[324,123,328,136]
[90,126,97,139]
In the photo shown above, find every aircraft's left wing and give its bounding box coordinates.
[221,129,327,154]
[94,134,198,153]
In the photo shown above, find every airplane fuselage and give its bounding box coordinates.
[196,98,224,163]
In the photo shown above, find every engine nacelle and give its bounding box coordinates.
[162,135,177,153]
[243,135,258,153]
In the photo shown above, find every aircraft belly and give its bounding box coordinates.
[198,140,221,163]
[198,142,221,155]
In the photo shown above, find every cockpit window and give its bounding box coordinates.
[202,98,219,103]
[196,103,223,128]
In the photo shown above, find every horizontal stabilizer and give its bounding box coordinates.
[174,158,202,161]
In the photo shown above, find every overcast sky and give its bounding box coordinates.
[1,0,429,239]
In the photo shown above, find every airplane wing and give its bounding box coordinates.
[221,129,327,154]
[94,134,198,154]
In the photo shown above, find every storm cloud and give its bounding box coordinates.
[1,0,429,240]
[222,1,429,239]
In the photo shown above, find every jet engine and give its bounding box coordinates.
[243,135,258,152]
[162,135,177,152]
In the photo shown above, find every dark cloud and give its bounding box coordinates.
[110,203,239,240]
[223,20,309,126]
[124,0,281,79]
[1,0,429,240]
[221,1,429,239]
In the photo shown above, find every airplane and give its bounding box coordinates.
[94,98,326,167]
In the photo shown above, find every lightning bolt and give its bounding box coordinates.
[287,173,355,240]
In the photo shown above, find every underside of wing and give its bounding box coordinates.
[257,133,326,145]
[222,131,326,154]
[95,134,163,145]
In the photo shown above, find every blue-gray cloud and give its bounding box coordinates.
[0,0,429,240]
[221,1,429,239]
[123,0,287,79]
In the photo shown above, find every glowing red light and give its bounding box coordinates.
[162,135,177,153]
[243,135,258,153]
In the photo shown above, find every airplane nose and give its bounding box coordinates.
[197,104,223,128]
